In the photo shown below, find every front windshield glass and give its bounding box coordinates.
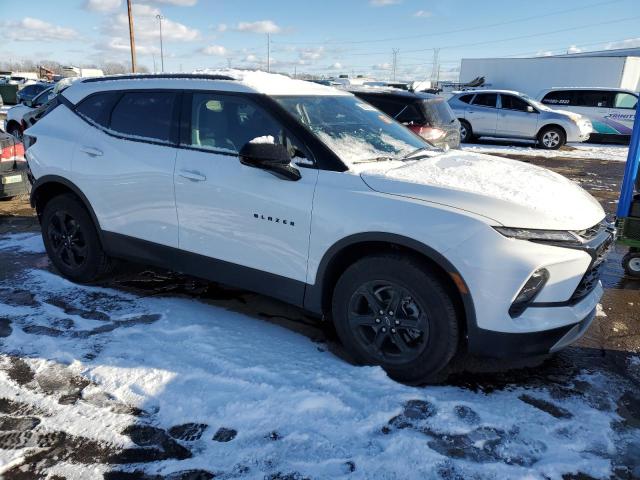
[521,93,548,111]
[275,95,431,166]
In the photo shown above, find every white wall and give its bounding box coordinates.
[621,57,640,91]
[459,57,635,96]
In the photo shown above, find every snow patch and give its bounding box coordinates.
[0,232,45,254]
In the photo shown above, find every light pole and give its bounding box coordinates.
[156,14,165,72]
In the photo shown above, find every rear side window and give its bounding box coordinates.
[110,91,177,142]
[541,90,574,106]
[472,93,497,108]
[458,94,474,104]
[574,90,613,108]
[614,92,638,110]
[76,92,121,127]
[358,96,404,118]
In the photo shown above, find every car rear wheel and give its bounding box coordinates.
[459,120,474,143]
[622,251,640,279]
[538,126,565,150]
[41,193,111,283]
[331,254,459,384]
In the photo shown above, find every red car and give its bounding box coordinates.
[0,132,28,199]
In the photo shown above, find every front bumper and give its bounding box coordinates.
[467,305,597,357]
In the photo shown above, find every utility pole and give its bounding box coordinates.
[391,48,399,81]
[152,53,156,73]
[431,48,440,85]
[127,0,137,73]
[156,15,165,72]
[267,33,271,72]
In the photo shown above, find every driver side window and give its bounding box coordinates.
[186,93,310,163]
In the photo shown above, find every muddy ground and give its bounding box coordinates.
[0,149,638,479]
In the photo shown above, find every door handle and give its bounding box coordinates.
[179,170,207,182]
[80,146,103,157]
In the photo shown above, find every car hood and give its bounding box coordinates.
[358,150,604,230]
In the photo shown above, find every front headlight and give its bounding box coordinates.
[494,227,581,244]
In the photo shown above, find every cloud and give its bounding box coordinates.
[103,4,200,43]
[245,54,259,62]
[3,17,79,41]
[216,23,228,32]
[328,62,343,69]
[372,62,392,70]
[567,45,582,54]
[98,37,159,55]
[84,0,121,13]
[413,10,432,18]
[236,20,281,34]
[201,45,227,56]
[605,37,640,50]
[147,0,197,5]
[298,47,325,61]
[369,0,402,6]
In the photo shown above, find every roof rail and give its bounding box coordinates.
[81,73,236,83]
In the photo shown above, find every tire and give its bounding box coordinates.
[41,193,111,283]
[7,124,23,141]
[538,126,565,150]
[622,251,640,279]
[331,254,459,384]
[459,120,474,143]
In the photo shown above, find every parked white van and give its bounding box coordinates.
[538,88,638,142]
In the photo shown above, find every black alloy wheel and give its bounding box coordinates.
[347,280,429,365]
[47,210,88,270]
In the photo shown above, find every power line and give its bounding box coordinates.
[334,14,640,57]
[271,0,623,46]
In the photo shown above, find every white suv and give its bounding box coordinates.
[24,71,612,383]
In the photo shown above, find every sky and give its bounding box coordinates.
[0,0,639,81]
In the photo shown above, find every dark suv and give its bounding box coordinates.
[349,88,460,149]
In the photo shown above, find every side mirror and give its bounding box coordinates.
[527,105,535,113]
[239,142,301,181]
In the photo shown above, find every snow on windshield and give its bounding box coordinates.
[315,131,417,164]
[276,95,427,167]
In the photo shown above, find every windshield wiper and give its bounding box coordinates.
[402,146,434,160]
[352,156,398,164]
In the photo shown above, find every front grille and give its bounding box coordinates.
[569,232,613,302]
[575,221,605,241]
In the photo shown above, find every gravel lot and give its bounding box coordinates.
[0,143,638,480]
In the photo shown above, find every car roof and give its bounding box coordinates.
[62,70,349,104]
[452,89,525,96]
[346,86,440,100]
[539,87,637,94]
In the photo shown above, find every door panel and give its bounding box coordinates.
[174,93,318,282]
[71,91,180,247]
[467,93,498,135]
[497,94,539,138]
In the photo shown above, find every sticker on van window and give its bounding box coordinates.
[356,102,378,112]
[206,100,223,112]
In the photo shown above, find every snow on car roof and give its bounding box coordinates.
[63,69,349,103]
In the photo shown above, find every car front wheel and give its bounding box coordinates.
[538,126,565,150]
[41,193,111,283]
[332,254,459,384]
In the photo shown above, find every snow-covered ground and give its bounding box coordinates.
[0,233,638,479]
[462,141,629,162]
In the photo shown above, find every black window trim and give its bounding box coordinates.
[179,89,318,167]
[72,88,183,148]
[70,88,346,172]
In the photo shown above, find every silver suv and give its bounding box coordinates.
[448,89,592,149]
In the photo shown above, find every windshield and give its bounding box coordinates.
[275,95,430,166]
[520,93,548,111]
